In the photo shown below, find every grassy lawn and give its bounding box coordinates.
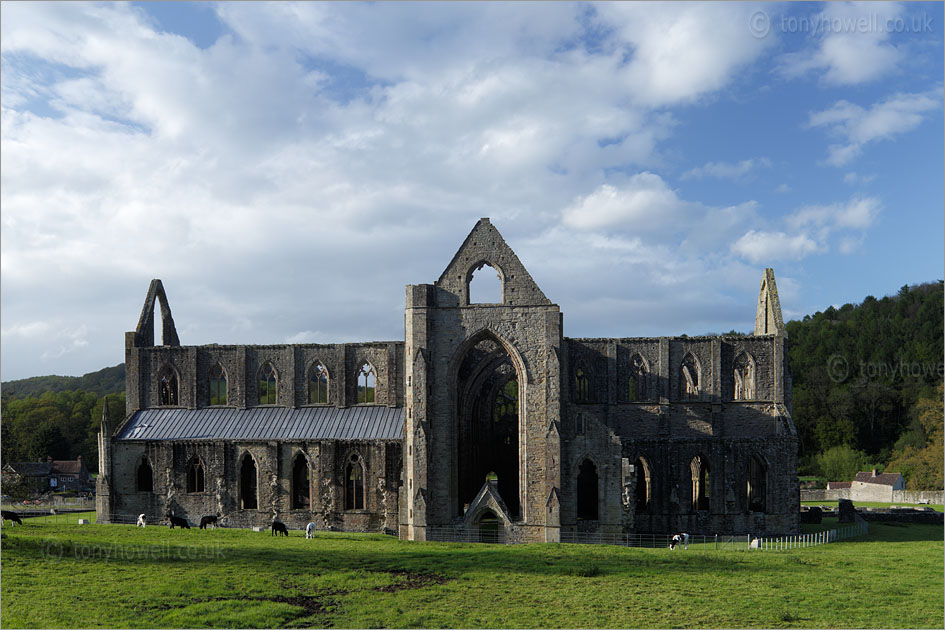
[801,500,944,512]
[1,519,942,629]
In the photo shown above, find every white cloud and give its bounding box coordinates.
[776,2,905,85]
[808,90,942,166]
[776,183,792,193]
[843,172,876,185]
[681,157,771,180]
[561,174,696,232]
[786,196,882,231]
[732,231,821,263]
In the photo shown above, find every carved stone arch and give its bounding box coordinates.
[689,454,711,511]
[137,456,154,492]
[575,454,600,521]
[238,450,259,510]
[158,363,180,406]
[135,279,180,347]
[209,362,228,406]
[466,258,506,305]
[257,361,279,405]
[291,449,312,510]
[355,361,377,404]
[186,455,205,493]
[733,351,756,401]
[448,327,529,387]
[308,361,330,404]
[680,352,701,401]
[628,353,650,402]
[344,450,366,510]
[747,452,768,513]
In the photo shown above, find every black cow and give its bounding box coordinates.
[168,515,190,529]
[271,521,289,536]
[199,515,218,530]
[1,510,24,526]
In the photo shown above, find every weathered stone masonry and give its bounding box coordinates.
[98,219,798,538]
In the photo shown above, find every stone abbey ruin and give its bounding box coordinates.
[97,219,799,540]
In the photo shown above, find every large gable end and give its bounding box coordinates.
[435,218,551,307]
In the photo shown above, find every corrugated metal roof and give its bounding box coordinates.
[115,406,404,442]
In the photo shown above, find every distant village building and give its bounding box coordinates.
[97,219,799,539]
[827,470,906,502]
[3,456,92,492]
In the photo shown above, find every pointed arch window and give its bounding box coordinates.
[209,363,228,406]
[748,455,767,512]
[240,454,258,510]
[680,354,700,401]
[635,457,651,512]
[690,456,710,511]
[733,352,755,401]
[357,363,376,404]
[309,363,329,404]
[137,457,153,492]
[258,362,278,405]
[577,458,599,520]
[345,453,365,510]
[187,457,205,493]
[575,367,590,403]
[159,365,179,406]
[629,354,648,402]
[468,261,502,304]
[291,453,311,510]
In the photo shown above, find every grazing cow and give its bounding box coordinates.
[271,521,289,536]
[305,521,317,539]
[136,514,147,528]
[168,515,190,529]
[669,534,681,550]
[1,510,24,526]
[199,515,218,530]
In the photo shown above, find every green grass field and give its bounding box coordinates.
[801,500,945,512]
[1,515,942,629]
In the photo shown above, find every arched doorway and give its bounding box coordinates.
[477,509,501,543]
[240,454,258,510]
[577,458,599,520]
[455,334,523,520]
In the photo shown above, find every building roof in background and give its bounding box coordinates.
[115,406,405,442]
[853,471,904,486]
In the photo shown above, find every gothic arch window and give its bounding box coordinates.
[680,353,700,401]
[209,363,228,406]
[291,452,311,510]
[357,363,376,404]
[690,455,710,511]
[239,453,258,510]
[159,364,179,406]
[468,261,502,304]
[635,457,651,512]
[137,457,153,492]
[576,458,599,520]
[345,452,365,510]
[629,354,648,402]
[258,362,278,405]
[733,352,755,401]
[575,366,590,403]
[748,455,767,512]
[186,457,205,493]
[309,363,330,404]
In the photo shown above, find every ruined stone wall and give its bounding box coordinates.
[125,342,404,415]
[108,439,401,531]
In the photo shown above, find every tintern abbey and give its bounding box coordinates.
[97,219,799,541]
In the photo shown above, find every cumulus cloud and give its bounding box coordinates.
[807,90,942,166]
[732,231,821,263]
[561,173,696,232]
[776,2,905,85]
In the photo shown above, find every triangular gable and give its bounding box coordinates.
[463,480,512,526]
[753,268,786,336]
[436,218,551,307]
[135,279,180,346]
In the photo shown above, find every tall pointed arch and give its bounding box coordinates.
[186,456,205,493]
[733,351,755,401]
[159,364,180,406]
[239,452,258,510]
[628,353,649,402]
[345,452,365,510]
[356,363,376,404]
[257,362,278,405]
[680,353,700,401]
[690,455,710,511]
[209,363,228,406]
[291,451,311,510]
[576,457,599,520]
[309,362,330,404]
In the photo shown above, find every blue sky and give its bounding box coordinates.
[1,1,942,381]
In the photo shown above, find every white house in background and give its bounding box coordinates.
[839,469,905,502]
